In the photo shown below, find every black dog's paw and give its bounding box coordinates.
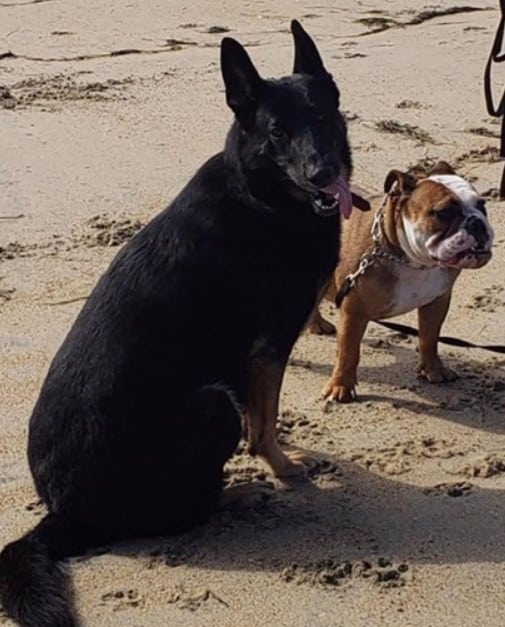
[220,480,276,510]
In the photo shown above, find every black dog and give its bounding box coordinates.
[0,20,354,627]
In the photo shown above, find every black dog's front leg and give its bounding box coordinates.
[246,356,313,477]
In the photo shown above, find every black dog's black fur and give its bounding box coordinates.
[0,21,351,626]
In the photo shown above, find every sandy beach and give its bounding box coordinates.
[1,1,505,625]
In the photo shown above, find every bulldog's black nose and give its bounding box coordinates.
[465,215,488,247]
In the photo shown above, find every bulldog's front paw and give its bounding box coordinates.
[322,377,357,403]
[418,360,458,383]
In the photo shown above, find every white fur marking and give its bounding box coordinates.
[398,216,437,267]
[427,174,477,212]
[390,266,453,316]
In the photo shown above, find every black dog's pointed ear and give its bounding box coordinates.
[428,160,456,176]
[384,169,417,195]
[221,37,262,127]
[291,19,329,77]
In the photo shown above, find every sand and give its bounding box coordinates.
[1,1,505,625]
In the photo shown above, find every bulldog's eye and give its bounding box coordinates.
[434,209,450,220]
[476,198,487,216]
[432,205,458,221]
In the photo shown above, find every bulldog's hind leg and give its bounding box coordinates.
[307,281,337,335]
[417,291,458,382]
[308,307,336,335]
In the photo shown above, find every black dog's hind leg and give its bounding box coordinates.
[172,384,243,523]
[195,384,243,462]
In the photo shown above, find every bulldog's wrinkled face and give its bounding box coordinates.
[397,175,494,269]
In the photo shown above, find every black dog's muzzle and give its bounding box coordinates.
[311,191,340,216]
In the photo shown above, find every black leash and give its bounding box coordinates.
[334,242,505,355]
[484,0,505,198]
[373,319,505,354]
[335,280,505,354]
[335,277,353,308]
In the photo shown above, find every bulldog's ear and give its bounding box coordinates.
[384,170,417,195]
[428,160,456,176]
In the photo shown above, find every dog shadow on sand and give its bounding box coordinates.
[290,330,505,434]
[81,450,505,590]
[68,333,505,599]
[79,338,505,584]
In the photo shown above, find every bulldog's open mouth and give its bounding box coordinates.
[435,247,492,269]
[311,175,353,219]
[429,227,492,269]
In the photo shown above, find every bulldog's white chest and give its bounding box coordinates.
[388,266,454,317]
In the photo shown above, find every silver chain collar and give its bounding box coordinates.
[370,192,410,264]
[342,190,426,292]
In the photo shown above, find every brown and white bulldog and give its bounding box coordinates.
[313,161,494,402]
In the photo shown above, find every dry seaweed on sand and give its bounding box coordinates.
[466,126,500,139]
[356,6,489,35]
[354,17,398,34]
[374,119,434,144]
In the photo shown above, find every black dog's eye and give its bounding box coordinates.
[270,125,286,140]
[315,112,325,122]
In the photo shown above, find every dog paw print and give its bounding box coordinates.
[25,499,44,516]
[309,459,344,486]
[467,285,505,313]
[423,481,473,497]
[461,454,505,478]
[100,588,143,610]
[281,557,412,589]
[167,584,228,611]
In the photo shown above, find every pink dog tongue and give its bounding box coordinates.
[321,176,353,219]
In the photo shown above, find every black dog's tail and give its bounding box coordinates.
[0,386,242,627]
[0,514,100,627]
